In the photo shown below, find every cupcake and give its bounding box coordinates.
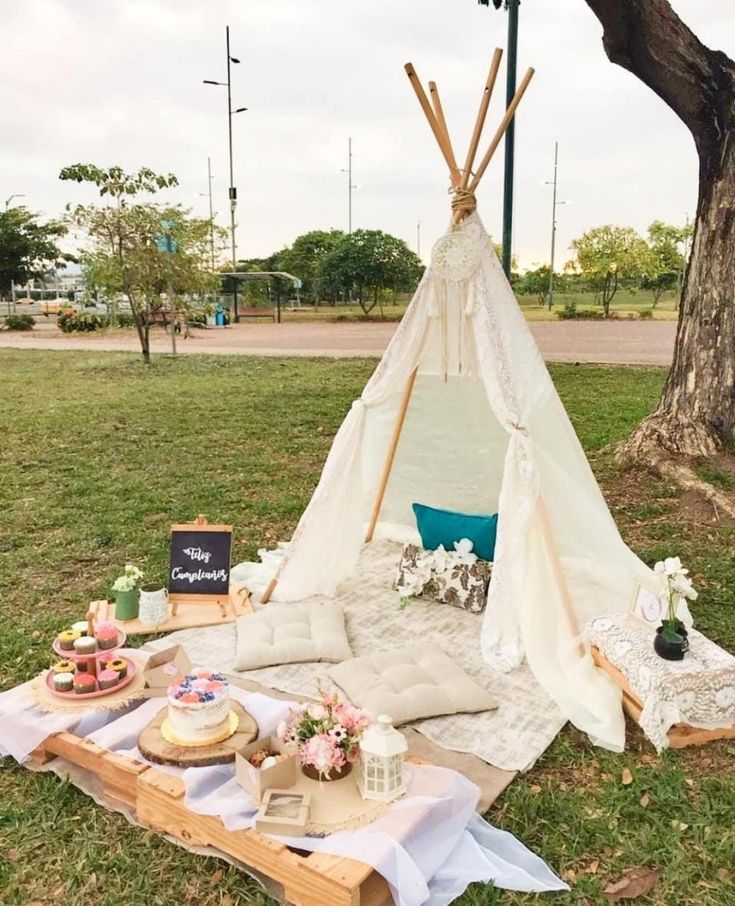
[97,669,119,691]
[74,636,97,655]
[95,621,118,650]
[71,620,91,634]
[98,651,116,668]
[53,672,74,693]
[108,658,128,679]
[57,630,81,650]
[52,660,76,674]
[73,673,97,694]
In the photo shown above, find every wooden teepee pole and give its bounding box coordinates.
[405,64,461,188]
[365,368,419,543]
[468,67,535,192]
[461,48,503,190]
[261,576,277,604]
[537,495,584,655]
[428,81,460,185]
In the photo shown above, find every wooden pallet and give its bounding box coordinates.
[31,729,392,906]
[89,585,252,636]
[591,647,735,749]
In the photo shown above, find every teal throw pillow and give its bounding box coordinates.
[412,502,498,561]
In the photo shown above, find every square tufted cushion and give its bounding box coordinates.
[327,644,497,726]
[234,603,353,671]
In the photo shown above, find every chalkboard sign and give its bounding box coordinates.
[169,516,232,614]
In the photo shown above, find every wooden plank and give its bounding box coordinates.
[33,728,391,906]
[137,769,365,906]
[89,585,251,636]
[592,647,735,749]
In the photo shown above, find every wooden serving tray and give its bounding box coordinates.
[139,701,258,767]
[89,585,252,636]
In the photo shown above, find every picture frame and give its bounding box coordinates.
[630,580,668,627]
[255,789,311,837]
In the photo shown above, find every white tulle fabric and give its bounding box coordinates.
[268,211,654,752]
[0,680,567,905]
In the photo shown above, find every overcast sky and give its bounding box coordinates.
[1,0,732,270]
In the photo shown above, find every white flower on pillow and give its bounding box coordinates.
[452,538,477,565]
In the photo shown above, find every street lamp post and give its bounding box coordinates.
[340,137,357,234]
[199,156,216,272]
[204,25,247,322]
[5,193,25,211]
[502,0,520,280]
[542,141,569,310]
[4,194,26,313]
[477,0,520,278]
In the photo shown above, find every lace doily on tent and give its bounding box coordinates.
[431,213,488,282]
[588,614,735,752]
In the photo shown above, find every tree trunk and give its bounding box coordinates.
[585,0,735,458]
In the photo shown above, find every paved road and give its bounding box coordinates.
[0,320,676,366]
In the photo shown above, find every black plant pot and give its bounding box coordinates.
[654,622,689,661]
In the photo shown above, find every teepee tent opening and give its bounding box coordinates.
[259,52,656,753]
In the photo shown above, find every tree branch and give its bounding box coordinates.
[583,0,735,149]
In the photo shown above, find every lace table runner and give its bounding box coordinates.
[587,614,735,752]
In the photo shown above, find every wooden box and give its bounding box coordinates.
[255,789,311,837]
[236,736,298,803]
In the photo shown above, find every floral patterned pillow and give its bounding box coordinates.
[395,540,492,614]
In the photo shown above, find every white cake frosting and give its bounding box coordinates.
[166,669,230,744]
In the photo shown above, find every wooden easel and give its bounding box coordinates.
[261,52,535,605]
[169,514,232,618]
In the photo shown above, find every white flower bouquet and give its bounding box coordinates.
[277,688,373,780]
[111,564,144,593]
[653,556,698,647]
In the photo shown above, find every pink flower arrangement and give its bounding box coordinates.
[276,687,373,778]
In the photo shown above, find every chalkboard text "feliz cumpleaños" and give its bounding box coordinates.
[182,546,212,563]
[171,566,228,584]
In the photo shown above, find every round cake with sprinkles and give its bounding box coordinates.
[165,669,232,745]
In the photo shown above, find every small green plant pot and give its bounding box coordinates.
[114,589,140,622]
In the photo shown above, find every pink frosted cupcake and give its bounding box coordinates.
[73,673,97,694]
[97,668,120,691]
[98,651,116,667]
[95,621,119,650]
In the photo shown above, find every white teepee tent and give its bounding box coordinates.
[260,54,655,752]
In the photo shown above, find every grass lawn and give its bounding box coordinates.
[279,290,680,323]
[0,349,733,906]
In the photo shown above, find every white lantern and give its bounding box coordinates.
[359,714,407,801]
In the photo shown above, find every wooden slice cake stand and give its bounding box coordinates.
[139,701,258,767]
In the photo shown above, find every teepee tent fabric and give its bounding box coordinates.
[265,211,654,753]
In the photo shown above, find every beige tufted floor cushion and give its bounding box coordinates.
[328,644,497,725]
[234,603,353,671]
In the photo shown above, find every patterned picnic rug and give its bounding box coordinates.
[149,541,565,772]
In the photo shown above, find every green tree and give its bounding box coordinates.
[570,225,653,316]
[643,220,693,306]
[318,230,423,315]
[275,230,345,304]
[0,206,66,299]
[581,1,735,464]
[61,164,224,363]
[515,265,568,306]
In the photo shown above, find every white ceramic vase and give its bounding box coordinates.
[138,585,169,626]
